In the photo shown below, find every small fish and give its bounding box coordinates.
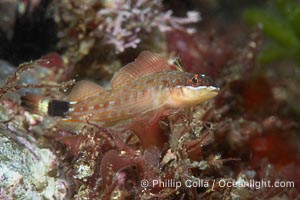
[21,51,219,128]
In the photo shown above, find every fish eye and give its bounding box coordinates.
[192,77,198,84]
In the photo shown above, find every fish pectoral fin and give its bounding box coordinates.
[68,80,104,101]
[111,51,174,88]
[133,108,163,127]
[57,118,87,131]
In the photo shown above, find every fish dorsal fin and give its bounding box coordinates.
[68,80,104,102]
[111,51,173,88]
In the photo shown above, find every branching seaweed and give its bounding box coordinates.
[0,60,75,98]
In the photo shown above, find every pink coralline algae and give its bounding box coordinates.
[97,0,200,52]
[54,0,200,61]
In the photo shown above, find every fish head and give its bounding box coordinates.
[168,73,220,107]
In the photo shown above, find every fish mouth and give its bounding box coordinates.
[206,86,220,92]
[169,85,220,107]
[182,85,220,102]
[185,85,220,92]
[206,86,220,95]
[200,86,220,98]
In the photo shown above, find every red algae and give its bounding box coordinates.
[242,76,274,115]
[166,25,237,79]
[128,120,168,149]
[39,53,63,69]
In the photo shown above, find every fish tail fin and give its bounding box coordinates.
[21,94,48,114]
[21,94,70,117]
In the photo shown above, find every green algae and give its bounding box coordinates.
[244,0,300,66]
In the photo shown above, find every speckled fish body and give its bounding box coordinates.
[67,70,218,127]
[68,71,183,125]
[21,51,219,128]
